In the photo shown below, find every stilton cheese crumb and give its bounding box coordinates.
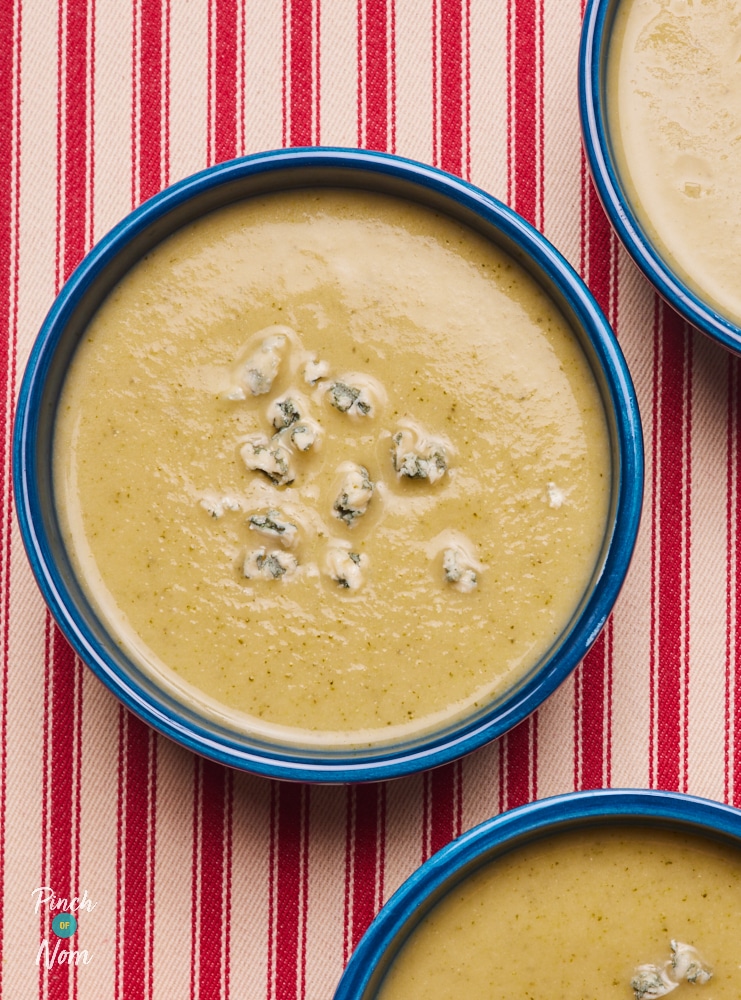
[328,380,372,415]
[442,547,478,593]
[304,358,329,385]
[243,547,298,581]
[248,510,298,548]
[631,966,679,999]
[239,333,286,396]
[391,424,449,484]
[240,435,295,486]
[333,464,374,525]
[268,395,301,430]
[290,422,319,452]
[671,941,712,985]
[325,545,366,590]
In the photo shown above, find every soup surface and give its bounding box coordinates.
[377,825,741,999]
[53,188,610,746]
[608,0,741,324]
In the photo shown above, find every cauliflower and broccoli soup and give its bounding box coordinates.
[53,188,610,746]
[377,826,741,1000]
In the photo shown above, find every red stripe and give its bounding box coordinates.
[0,3,20,991]
[422,762,461,860]
[507,0,542,226]
[270,783,309,1000]
[211,0,239,164]
[574,173,618,791]
[195,760,232,999]
[288,0,318,146]
[44,4,94,995]
[650,301,691,791]
[438,0,463,177]
[361,0,389,152]
[135,0,166,202]
[499,716,537,811]
[345,785,384,954]
[116,713,157,999]
[62,0,91,283]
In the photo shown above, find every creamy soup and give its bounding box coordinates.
[377,825,741,1000]
[608,0,741,324]
[53,188,610,746]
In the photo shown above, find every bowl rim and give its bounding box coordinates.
[579,0,741,355]
[13,146,643,782]
[334,788,741,998]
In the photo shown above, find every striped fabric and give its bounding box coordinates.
[1,1,739,997]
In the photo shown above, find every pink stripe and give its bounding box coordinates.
[345,785,384,953]
[507,0,541,226]
[650,302,691,791]
[116,713,157,998]
[358,0,394,150]
[726,358,741,805]
[47,628,82,1000]
[422,763,461,860]
[0,3,20,991]
[196,761,232,999]
[289,0,318,146]
[212,0,239,164]
[270,784,309,1000]
[438,0,463,177]
[135,0,166,202]
[574,175,618,790]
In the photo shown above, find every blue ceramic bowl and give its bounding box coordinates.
[13,148,643,782]
[580,0,741,354]
[334,789,741,998]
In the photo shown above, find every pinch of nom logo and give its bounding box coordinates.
[32,886,96,969]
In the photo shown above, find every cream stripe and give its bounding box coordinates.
[303,786,345,1000]
[686,334,728,799]
[3,557,47,996]
[609,259,655,789]
[77,679,118,999]
[169,0,208,183]
[541,0,582,266]
[393,0,431,164]
[460,741,501,832]
[227,772,271,998]
[92,0,132,236]
[382,775,423,900]
[318,0,356,148]
[536,679,578,797]
[150,740,195,998]
[241,0,283,156]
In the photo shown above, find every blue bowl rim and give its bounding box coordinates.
[13,146,643,783]
[334,788,741,998]
[579,0,741,355]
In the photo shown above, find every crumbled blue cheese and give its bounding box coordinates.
[333,464,374,525]
[238,333,286,396]
[671,941,712,985]
[328,380,372,415]
[442,547,478,593]
[391,425,449,484]
[631,966,679,999]
[290,422,319,452]
[240,435,295,486]
[303,358,330,385]
[248,509,298,548]
[268,395,301,430]
[325,545,366,589]
[243,547,298,581]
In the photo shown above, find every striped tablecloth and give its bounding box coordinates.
[2,1,738,997]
